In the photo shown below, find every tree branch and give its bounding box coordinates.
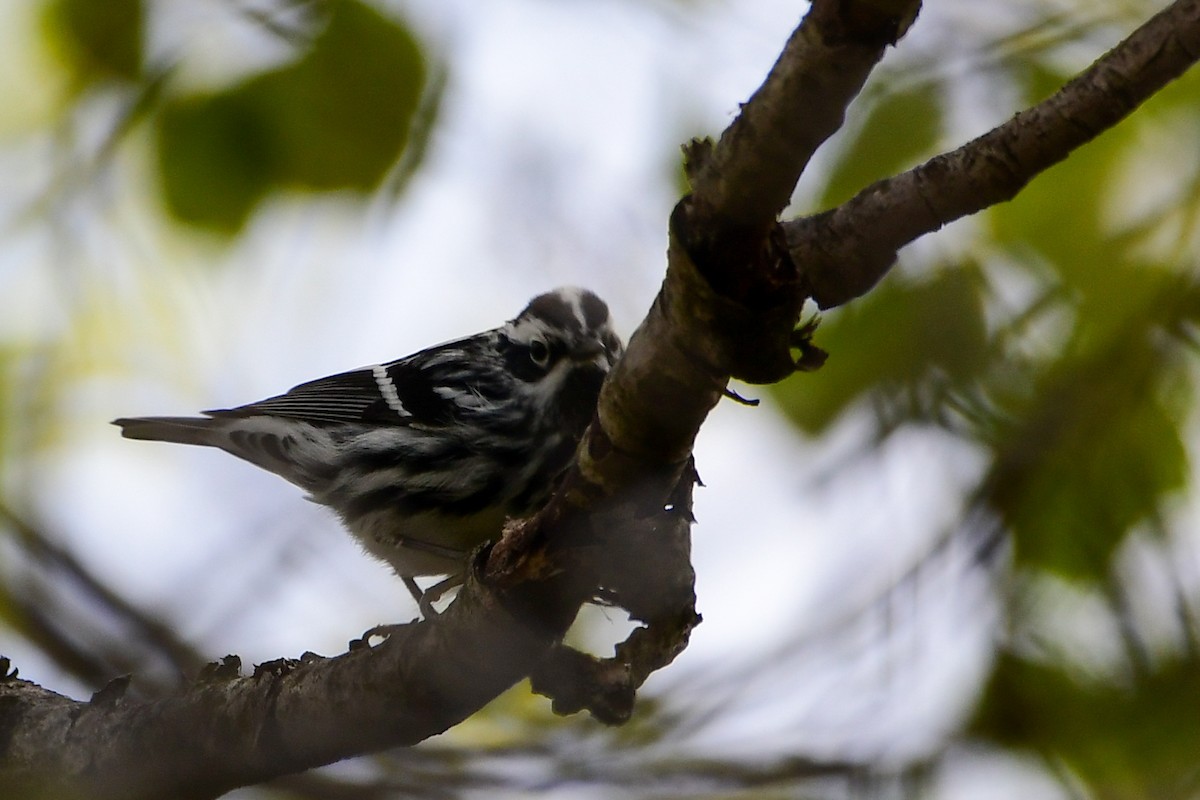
[681,0,921,315]
[790,0,1200,308]
[686,0,921,229]
[0,565,564,799]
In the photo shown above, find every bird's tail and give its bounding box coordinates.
[113,415,335,494]
[112,416,219,447]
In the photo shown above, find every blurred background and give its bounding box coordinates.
[2,0,1199,797]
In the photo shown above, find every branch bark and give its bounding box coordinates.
[0,579,557,799]
[790,0,1200,308]
[4,1,1200,797]
[686,0,920,229]
[682,0,920,318]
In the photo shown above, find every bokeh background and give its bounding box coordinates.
[2,1,1200,798]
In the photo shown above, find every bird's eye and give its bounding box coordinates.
[529,338,551,368]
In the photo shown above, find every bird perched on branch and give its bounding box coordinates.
[114,287,623,613]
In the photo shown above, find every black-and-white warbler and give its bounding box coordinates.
[114,287,622,609]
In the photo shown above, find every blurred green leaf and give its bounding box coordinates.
[1014,57,1073,108]
[157,92,274,232]
[987,140,1114,279]
[250,0,426,190]
[986,323,1190,580]
[773,266,988,433]
[45,0,142,84]
[819,84,943,209]
[156,0,426,231]
[1136,61,1200,124]
[974,654,1200,800]
[990,62,1200,292]
[986,103,1141,288]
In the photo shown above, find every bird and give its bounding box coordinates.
[114,287,623,612]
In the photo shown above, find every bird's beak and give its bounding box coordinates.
[571,341,615,369]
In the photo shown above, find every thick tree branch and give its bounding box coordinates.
[683,0,921,312]
[0,566,571,799]
[1,488,701,799]
[687,0,920,229]
[790,0,1200,308]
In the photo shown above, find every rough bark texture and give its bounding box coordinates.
[0,577,556,799]
[683,0,920,321]
[3,0,1200,797]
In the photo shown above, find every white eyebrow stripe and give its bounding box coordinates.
[372,364,408,416]
[563,287,588,334]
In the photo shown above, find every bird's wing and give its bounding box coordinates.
[208,333,501,426]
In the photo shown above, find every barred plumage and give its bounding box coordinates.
[114,288,622,603]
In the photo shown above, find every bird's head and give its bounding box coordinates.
[502,287,624,420]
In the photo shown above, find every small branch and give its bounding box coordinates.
[789,0,1200,308]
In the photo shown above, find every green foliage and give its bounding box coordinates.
[987,122,1126,285]
[1013,56,1073,109]
[974,654,1200,800]
[779,21,1200,794]
[158,92,276,231]
[986,326,1190,579]
[989,65,1200,291]
[978,60,1199,580]
[156,0,426,231]
[785,37,1200,582]
[819,83,943,210]
[773,265,989,433]
[44,0,143,84]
